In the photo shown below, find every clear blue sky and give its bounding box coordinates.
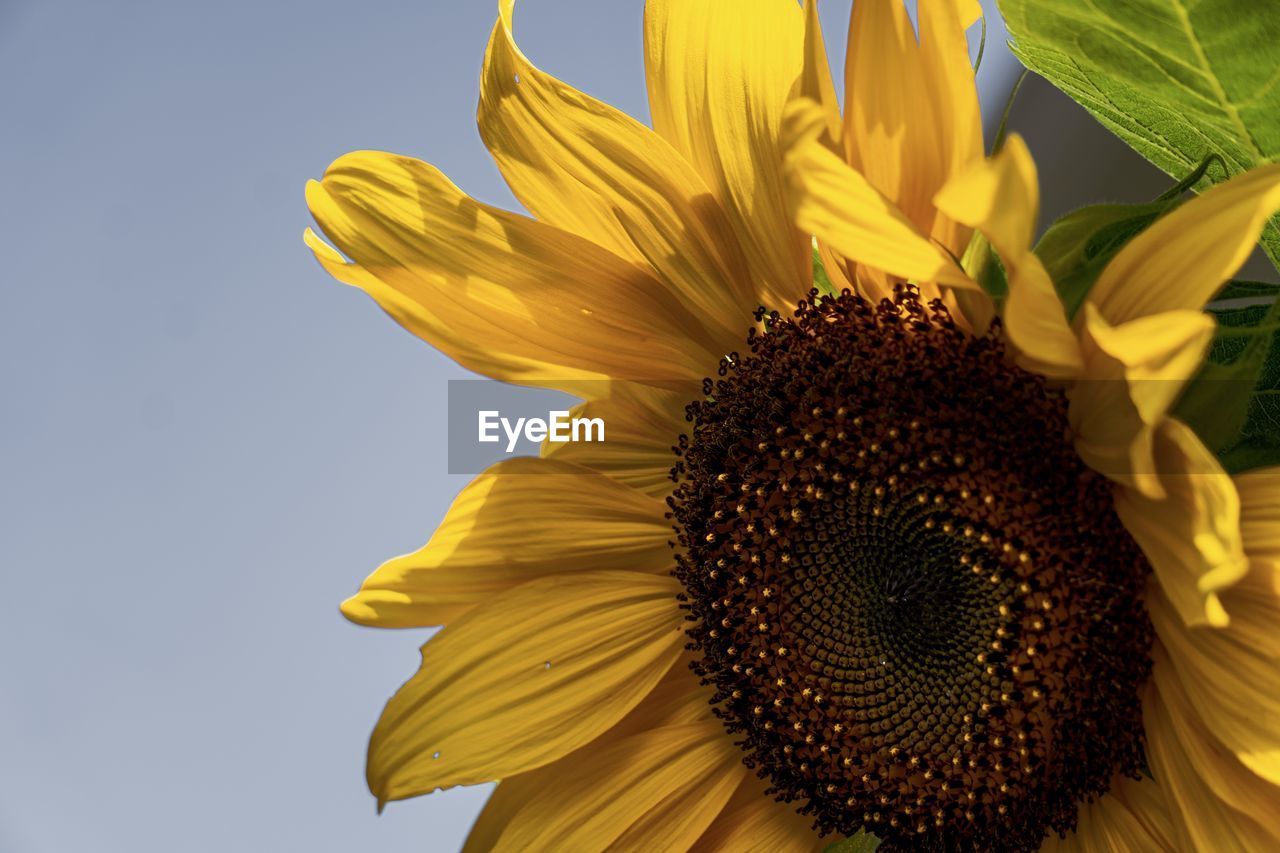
[1,2,1186,851]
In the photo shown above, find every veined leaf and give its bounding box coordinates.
[997,0,1280,270]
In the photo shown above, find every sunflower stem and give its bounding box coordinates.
[974,15,987,73]
[991,70,1030,155]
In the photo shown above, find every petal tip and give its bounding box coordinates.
[340,594,377,626]
[1203,594,1231,628]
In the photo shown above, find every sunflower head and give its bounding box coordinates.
[671,286,1154,850]
[312,0,1280,849]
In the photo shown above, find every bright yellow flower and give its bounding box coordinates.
[306,0,1280,850]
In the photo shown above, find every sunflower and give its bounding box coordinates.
[305,0,1280,850]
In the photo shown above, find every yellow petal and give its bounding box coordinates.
[1242,748,1280,790]
[1115,418,1246,628]
[463,667,716,852]
[932,134,1038,262]
[1145,675,1279,850]
[1089,163,1280,324]
[367,570,683,805]
[915,0,985,254]
[782,98,974,290]
[1040,775,1174,852]
[539,381,690,498]
[340,458,673,628]
[478,0,757,338]
[1150,608,1280,783]
[816,237,858,295]
[1149,535,1280,785]
[844,0,982,257]
[1070,305,1215,499]
[1236,467,1280,561]
[1213,560,1280,661]
[933,135,1082,377]
[1148,649,1280,840]
[604,658,719,741]
[460,779,526,853]
[644,0,810,311]
[798,0,842,144]
[474,722,743,852]
[690,774,821,853]
[1226,469,1280,663]
[305,154,721,393]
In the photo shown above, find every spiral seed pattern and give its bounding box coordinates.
[670,289,1153,852]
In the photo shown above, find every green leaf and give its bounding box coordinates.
[1035,203,1146,283]
[1175,281,1280,471]
[961,231,1008,302]
[1221,436,1280,475]
[1216,280,1280,302]
[1033,155,1226,319]
[823,831,881,852]
[1035,202,1153,319]
[997,0,1280,271]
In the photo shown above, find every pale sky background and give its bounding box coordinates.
[0,1,1205,851]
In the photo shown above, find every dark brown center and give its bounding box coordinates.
[670,287,1153,852]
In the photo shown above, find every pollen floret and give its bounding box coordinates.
[670,288,1153,852]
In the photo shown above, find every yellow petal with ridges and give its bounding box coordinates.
[1040,775,1174,852]
[843,0,927,218]
[367,570,683,805]
[1070,305,1215,500]
[477,0,756,340]
[844,0,982,258]
[796,0,889,313]
[1237,466,1280,561]
[690,774,821,852]
[1149,537,1280,786]
[305,153,721,392]
[463,668,715,852]
[1226,468,1280,667]
[1153,610,1280,787]
[539,381,690,498]
[798,0,841,144]
[934,135,1082,377]
[1148,649,1280,838]
[644,0,810,311]
[1145,676,1279,850]
[478,722,743,852]
[1089,163,1280,325]
[915,0,984,254]
[1115,418,1246,628]
[604,659,716,741]
[340,458,673,628]
[782,98,975,291]
[1209,552,1280,664]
